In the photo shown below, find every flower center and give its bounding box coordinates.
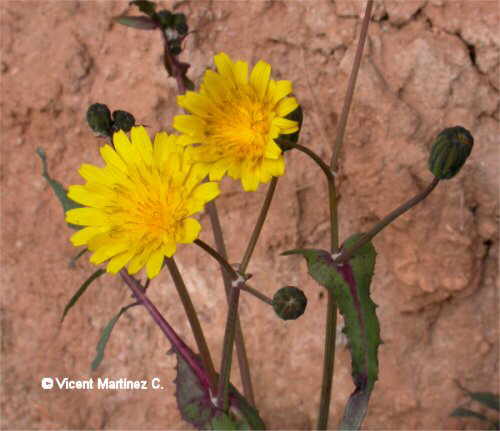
[207,91,271,161]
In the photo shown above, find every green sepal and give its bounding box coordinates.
[114,15,157,30]
[91,303,137,371]
[283,233,380,392]
[36,147,82,230]
[61,268,105,323]
[174,352,265,430]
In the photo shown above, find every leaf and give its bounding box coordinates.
[174,352,265,430]
[451,407,488,422]
[61,269,105,323]
[91,303,137,371]
[36,147,82,230]
[114,15,157,30]
[283,233,380,429]
[468,392,500,412]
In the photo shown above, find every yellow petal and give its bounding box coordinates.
[264,140,282,159]
[233,60,249,85]
[191,182,220,205]
[263,157,285,177]
[90,239,130,264]
[272,117,298,134]
[179,218,201,243]
[66,207,107,226]
[131,126,153,165]
[180,92,215,117]
[272,80,293,103]
[162,241,177,258]
[146,249,165,279]
[69,226,103,246]
[100,144,127,172]
[208,159,229,181]
[214,52,235,80]
[173,115,206,138]
[241,161,260,191]
[275,97,298,117]
[250,60,271,100]
[67,185,107,207]
[107,249,135,274]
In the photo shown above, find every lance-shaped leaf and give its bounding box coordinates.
[175,351,265,430]
[36,148,82,230]
[61,268,105,323]
[91,303,137,371]
[283,233,380,428]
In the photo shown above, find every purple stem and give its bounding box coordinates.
[119,269,209,388]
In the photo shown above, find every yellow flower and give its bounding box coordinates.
[65,126,220,279]
[174,52,299,191]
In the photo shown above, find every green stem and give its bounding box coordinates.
[165,257,217,392]
[330,0,374,172]
[240,177,279,272]
[318,1,374,429]
[205,201,256,406]
[288,143,336,184]
[337,177,440,264]
[317,293,338,429]
[240,283,274,306]
[194,239,239,279]
[217,278,241,410]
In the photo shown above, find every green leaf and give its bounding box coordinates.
[114,15,157,30]
[91,303,136,371]
[468,392,500,412]
[451,407,488,421]
[174,352,265,430]
[283,234,380,429]
[61,269,105,323]
[36,147,82,230]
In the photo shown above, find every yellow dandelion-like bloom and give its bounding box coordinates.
[65,126,220,279]
[173,52,299,191]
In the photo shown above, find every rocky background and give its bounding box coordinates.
[1,0,498,429]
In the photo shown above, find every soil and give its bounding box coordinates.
[1,0,498,429]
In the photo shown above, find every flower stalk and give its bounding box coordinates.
[165,257,218,392]
[318,1,374,429]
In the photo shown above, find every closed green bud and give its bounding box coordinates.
[428,126,474,180]
[86,103,112,137]
[272,286,307,320]
[112,110,135,133]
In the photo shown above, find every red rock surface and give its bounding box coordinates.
[1,0,498,429]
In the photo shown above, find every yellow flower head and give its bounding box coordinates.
[174,52,299,191]
[65,126,220,279]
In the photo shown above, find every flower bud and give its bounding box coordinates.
[428,126,474,180]
[86,103,112,137]
[272,286,307,320]
[112,110,135,133]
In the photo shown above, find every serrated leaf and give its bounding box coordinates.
[174,352,265,430]
[451,407,489,421]
[283,234,380,429]
[114,15,157,30]
[36,147,82,230]
[91,303,136,371]
[468,392,500,412]
[61,269,105,323]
